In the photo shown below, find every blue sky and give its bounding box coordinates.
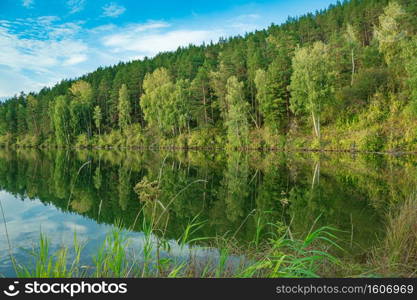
[0,0,337,98]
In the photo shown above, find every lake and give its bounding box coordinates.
[0,149,412,276]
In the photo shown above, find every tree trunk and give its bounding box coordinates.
[311,111,320,140]
[202,86,208,124]
[317,114,321,140]
[351,48,355,86]
[311,160,320,189]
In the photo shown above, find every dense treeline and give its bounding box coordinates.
[1,0,417,151]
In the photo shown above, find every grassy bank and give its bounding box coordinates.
[9,216,341,278]
[371,195,417,277]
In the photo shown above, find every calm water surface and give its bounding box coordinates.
[0,149,412,276]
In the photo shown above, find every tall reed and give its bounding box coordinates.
[13,213,340,278]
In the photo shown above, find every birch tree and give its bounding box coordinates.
[93,105,102,136]
[225,76,250,149]
[290,42,335,141]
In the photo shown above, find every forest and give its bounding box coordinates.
[1,0,417,152]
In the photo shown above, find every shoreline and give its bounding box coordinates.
[1,144,416,155]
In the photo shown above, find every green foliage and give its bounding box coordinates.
[337,68,389,108]
[140,68,171,135]
[374,1,407,67]
[225,76,250,149]
[124,124,144,146]
[222,152,249,222]
[188,127,226,148]
[191,66,213,126]
[0,133,13,147]
[69,80,93,104]
[98,130,124,148]
[26,95,40,136]
[134,177,160,203]
[52,95,71,147]
[359,128,385,152]
[75,133,90,148]
[140,68,192,137]
[16,134,40,148]
[93,105,102,136]
[402,37,417,114]
[254,69,282,130]
[209,62,230,119]
[69,80,93,139]
[290,42,335,140]
[15,233,83,278]
[118,84,131,133]
[373,195,417,275]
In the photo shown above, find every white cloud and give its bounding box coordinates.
[37,15,60,25]
[0,26,88,72]
[102,2,126,18]
[99,14,264,59]
[131,21,170,32]
[0,66,45,97]
[49,22,83,39]
[63,222,88,233]
[67,0,86,14]
[87,24,117,34]
[0,17,90,97]
[22,0,34,8]
[236,14,261,20]
[103,29,220,56]
[63,53,88,65]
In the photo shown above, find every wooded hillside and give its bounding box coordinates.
[1,0,417,151]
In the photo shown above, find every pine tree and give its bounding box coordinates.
[118,84,131,133]
[254,69,282,130]
[191,66,212,126]
[26,95,39,135]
